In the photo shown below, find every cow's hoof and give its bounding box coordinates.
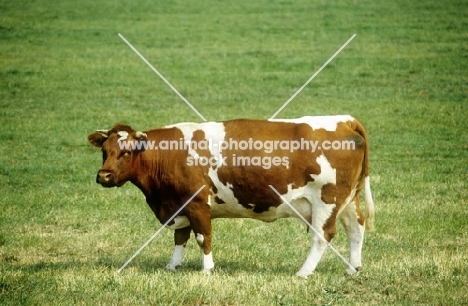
[295,270,313,279]
[345,266,361,275]
[165,264,179,272]
[202,268,213,275]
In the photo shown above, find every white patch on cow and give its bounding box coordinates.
[269,115,354,132]
[208,167,249,217]
[295,154,338,278]
[165,216,190,230]
[196,233,204,246]
[310,154,336,185]
[165,122,199,158]
[117,131,129,142]
[202,252,215,274]
[208,163,305,221]
[275,197,312,222]
[166,122,226,162]
[208,154,336,224]
[166,244,185,272]
[209,153,338,229]
[281,155,337,228]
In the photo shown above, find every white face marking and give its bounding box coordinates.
[165,216,190,230]
[117,131,129,142]
[269,115,354,132]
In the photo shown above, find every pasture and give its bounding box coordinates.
[1,0,467,304]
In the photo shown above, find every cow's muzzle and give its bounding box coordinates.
[96,170,116,187]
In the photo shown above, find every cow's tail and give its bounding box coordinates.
[354,119,375,231]
[364,176,375,230]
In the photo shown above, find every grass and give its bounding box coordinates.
[1,0,467,304]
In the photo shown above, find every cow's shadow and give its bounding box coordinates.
[6,255,337,279]
[123,256,324,276]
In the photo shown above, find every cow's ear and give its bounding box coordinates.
[88,132,107,148]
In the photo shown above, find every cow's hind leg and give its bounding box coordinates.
[339,195,365,275]
[166,226,191,272]
[296,199,337,278]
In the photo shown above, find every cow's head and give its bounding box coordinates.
[88,123,147,188]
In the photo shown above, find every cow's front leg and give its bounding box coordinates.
[166,226,191,272]
[195,231,214,274]
[186,203,214,274]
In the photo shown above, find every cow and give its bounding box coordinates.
[88,115,374,278]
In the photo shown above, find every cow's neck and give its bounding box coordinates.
[130,149,168,200]
[130,149,188,223]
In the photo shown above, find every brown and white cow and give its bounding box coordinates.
[88,115,374,277]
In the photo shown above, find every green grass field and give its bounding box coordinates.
[1,0,467,304]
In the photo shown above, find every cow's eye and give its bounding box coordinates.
[120,151,131,158]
